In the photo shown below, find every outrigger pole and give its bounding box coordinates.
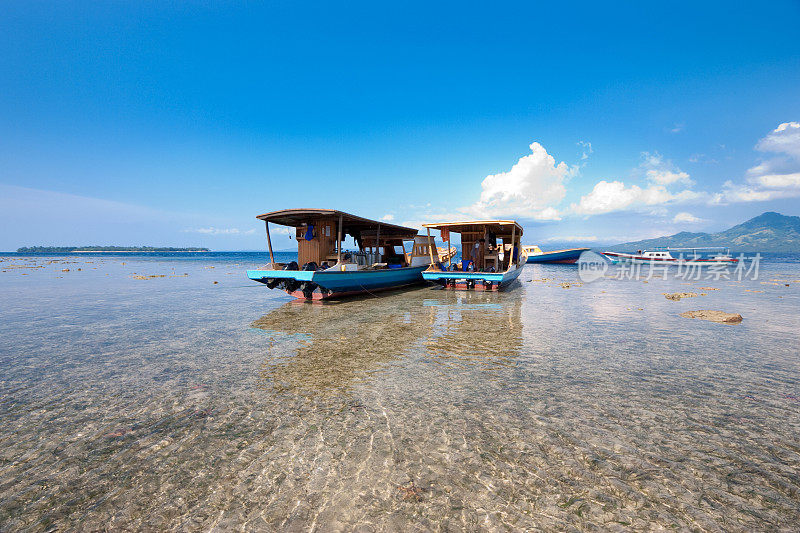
[265,220,275,266]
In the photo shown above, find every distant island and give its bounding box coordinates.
[16,246,210,253]
[611,211,800,252]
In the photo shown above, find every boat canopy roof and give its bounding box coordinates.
[422,220,523,235]
[256,208,418,239]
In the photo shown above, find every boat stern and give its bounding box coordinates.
[247,268,320,296]
[247,269,315,284]
[422,270,506,291]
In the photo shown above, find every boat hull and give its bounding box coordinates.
[526,248,589,264]
[247,265,428,300]
[422,262,525,291]
[602,252,738,267]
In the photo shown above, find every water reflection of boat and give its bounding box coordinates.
[522,245,589,264]
[247,209,456,300]
[251,288,437,395]
[421,221,527,291]
[251,288,524,395]
[422,290,523,366]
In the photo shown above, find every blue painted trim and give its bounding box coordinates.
[312,265,427,292]
[248,265,427,292]
[422,271,505,282]
[247,269,314,282]
[423,263,525,288]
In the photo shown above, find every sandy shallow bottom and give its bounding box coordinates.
[1,255,799,531]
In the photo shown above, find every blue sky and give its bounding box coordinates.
[1,1,799,250]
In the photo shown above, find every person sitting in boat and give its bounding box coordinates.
[470,239,486,271]
[470,241,480,266]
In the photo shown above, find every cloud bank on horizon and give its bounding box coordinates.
[5,121,798,250]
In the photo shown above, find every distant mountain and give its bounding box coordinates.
[609,212,800,252]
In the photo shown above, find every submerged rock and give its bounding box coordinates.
[679,310,743,324]
[663,292,697,301]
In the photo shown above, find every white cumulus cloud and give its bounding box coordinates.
[572,181,663,215]
[756,121,800,158]
[571,180,701,215]
[184,227,256,235]
[269,226,294,235]
[750,172,800,189]
[572,181,643,214]
[712,181,793,204]
[572,152,700,215]
[545,235,598,242]
[464,142,572,220]
[672,212,704,223]
[717,122,800,203]
[646,169,692,186]
[380,214,395,221]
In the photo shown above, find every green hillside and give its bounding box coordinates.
[610,212,800,252]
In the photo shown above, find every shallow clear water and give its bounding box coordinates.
[1,253,799,531]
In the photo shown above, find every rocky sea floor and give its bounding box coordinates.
[1,254,799,531]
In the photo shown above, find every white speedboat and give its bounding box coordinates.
[602,247,738,266]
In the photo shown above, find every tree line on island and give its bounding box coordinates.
[13,212,800,254]
[16,246,210,253]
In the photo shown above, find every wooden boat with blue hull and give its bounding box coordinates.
[248,264,430,299]
[247,209,456,300]
[523,245,590,264]
[420,220,527,291]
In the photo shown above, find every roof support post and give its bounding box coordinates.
[375,223,381,263]
[426,227,436,266]
[447,233,452,266]
[337,214,343,264]
[265,220,275,266]
[509,224,516,271]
